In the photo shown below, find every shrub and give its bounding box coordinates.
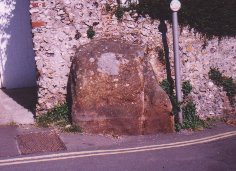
[126,0,236,38]
[160,79,180,116]
[181,101,205,130]
[160,79,171,96]
[115,5,125,21]
[208,67,236,106]
[208,67,222,86]
[182,80,192,98]
[160,79,205,130]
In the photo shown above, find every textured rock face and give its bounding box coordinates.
[70,39,174,135]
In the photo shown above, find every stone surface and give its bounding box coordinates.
[70,38,174,135]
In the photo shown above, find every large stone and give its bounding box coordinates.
[70,38,174,135]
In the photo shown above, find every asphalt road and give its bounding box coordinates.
[1,136,236,171]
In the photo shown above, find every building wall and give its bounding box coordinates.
[30,0,236,116]
[0,0,36,89]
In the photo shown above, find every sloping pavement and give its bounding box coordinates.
[0,123,235,171]
[0,126,19,158]
[0,122,235,158]
[0,88,35,125]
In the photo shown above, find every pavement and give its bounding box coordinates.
[0,88,36,125]
[0,122,235,157]
[0,122,236,171]
[0,122,235,171]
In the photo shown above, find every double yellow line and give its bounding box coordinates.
[0,131,236,167]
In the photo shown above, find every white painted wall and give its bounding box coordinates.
[0,0,36,89]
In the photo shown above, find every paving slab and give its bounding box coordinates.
[0,126,19,158]
[60,122,236,152]
[0,88,35,125]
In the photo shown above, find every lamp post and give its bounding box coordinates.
[170,0,183,124]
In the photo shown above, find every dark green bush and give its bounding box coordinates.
[222,77,236,103]
[115,5,125,21]
[160,79,180,116]
[127,0,236,38]
[179,0,236,38]
[208,67,222,86]
[182,80,192,98]
[208,67,236,105]
[160,79,172,96]
[181,101,205,130]
[160,79,205,130]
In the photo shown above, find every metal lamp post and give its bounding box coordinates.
[170,0,183,124]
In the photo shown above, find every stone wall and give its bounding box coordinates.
[30,0,236,117]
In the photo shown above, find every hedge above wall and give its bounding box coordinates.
[132,0,236,38]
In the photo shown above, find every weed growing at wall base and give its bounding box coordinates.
[182,81,192,98]
[160,79,172,97]
[160,79,206,131]
[160,79,180,116]
[36,103,69,127]
[36,103,81,133]
[181,102,206,130]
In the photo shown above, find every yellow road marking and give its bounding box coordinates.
[1,131,235,163]
[1,130,234,162]
[0,131,236,166]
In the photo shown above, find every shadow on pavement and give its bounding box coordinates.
[1,87,37,117]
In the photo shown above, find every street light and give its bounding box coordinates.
[170,0,183,124]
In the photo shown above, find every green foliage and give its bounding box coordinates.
[87,26,95,39]
[36,103,70,127]
[160,79,180,116]
[160,79,205,131]
[36,103,82,133]
[160,79,171,96]
[175,123,182,132]
[115,5,125,21]
[127,0,236,38]
[135,0,170,20]
[208,67,236,105]
[182,81,193,98]
[179,0,236,38]
[208,67,222,86]
[222,77,236,103]
[181,101,206,130]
